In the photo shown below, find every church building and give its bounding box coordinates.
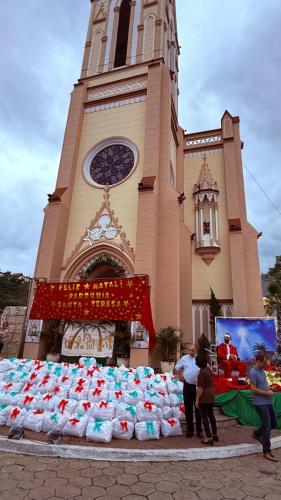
[25,0,264,365]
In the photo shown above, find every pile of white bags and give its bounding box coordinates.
[0,357,184,442]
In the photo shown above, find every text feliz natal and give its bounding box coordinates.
[29,275,156,347]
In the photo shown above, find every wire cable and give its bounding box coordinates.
[243,163,281,218]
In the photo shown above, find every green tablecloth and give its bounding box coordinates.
[215,390,281,428]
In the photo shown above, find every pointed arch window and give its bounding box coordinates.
[114,0,131,68]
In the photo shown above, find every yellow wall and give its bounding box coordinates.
[184,151,233,300]
[62,101,146,271]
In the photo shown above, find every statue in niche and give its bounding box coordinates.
[203,219,210,235]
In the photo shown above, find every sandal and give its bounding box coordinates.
[263,452,278,462]
[201,438,213,446]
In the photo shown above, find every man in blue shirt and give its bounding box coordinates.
[175,344,202,438]
[249,352,277,462]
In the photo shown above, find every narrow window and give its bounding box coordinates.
[114,0,131,68]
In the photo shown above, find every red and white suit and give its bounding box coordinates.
[217,342,247,378]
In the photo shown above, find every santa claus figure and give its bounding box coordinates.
[217,333,247,380]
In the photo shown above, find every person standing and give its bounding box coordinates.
[195,355,218,445]
[175,344,202,438]
[249,352,278,462]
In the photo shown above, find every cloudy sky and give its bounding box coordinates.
[0,0,280,277]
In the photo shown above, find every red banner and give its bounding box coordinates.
[29,275,156,348]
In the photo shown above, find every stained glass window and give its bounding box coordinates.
[89,144,135,186]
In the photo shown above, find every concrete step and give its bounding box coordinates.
[180,405,237,432]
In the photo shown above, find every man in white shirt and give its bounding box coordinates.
[175,344,203,438]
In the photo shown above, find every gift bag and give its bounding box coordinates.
[69,386,89,401]
[161,418,182,437]
[76,400,95,418]
[172,404,186,421]
[55,398,77,415]
[107,381,127,391]
[144,390,165,408]
[7,406,28,427]
[86,419,113,443]
[63,414,88,438]
[112,418,134,440]
[18,393,37,410]
[108,390,124,403]
[39,393,56,411]
[135,420,160,441]
[123,389,144,406]
[136,366,154,379]
[91,378,107,390]
[167,379,183,394]
[169,393,184,407]
[127,377,147,392]
[115,403,138,423]
[88,388,109,403]
[79,357,96,368]
[0,403,11,425]
[43,411,67,433]
[23,409,45,432]
[136,401,159,421]
[93,401,115,421]
[162,406,173,420]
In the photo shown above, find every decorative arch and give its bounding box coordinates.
[64,243,135,281]
[143,14,156,61]
[88,29,104,76]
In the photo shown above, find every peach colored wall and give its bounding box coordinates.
[62,101,146,275]
[184,151,233,301]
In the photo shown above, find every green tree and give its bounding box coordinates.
[266,256,281,367]
[0,272,30,313]
[209,287,223,344]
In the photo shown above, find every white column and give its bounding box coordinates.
[209,207,213,240]
[215,208,219,241]
[192,305,196,344]
[200,208,204,240]
[195,209,199,242]
[130,0,142,64]
[199,305,203,336]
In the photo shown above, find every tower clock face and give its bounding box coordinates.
[89,144,135,186]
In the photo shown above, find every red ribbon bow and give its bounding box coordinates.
[87,369,94,377]
[179,405,185,414]
[40,375,50,386]
[43,394,53,401]
[69,418,80,425]
[161,375,168,382]
[23,382,33,392]
[82,402,91,411]
[35,363,43,371]
[34,409,44,415]
[77,378,86,387]
[167,419,177,427]
[53,386,60,394]
[158,391,165,397]
[61,376,69,383]
[93,388,102,396]
[30,372,37,381]
[58,399,68,413]
[120,421,128,432]
[75,385,84,393]
[97,379,105,387]
[23,396,33,405]
[134,379,141,385]
[11,408,20,419]
[4,383,13,390]
[144,401,153,411]
[100,401,108,408]
[115,391,123,399]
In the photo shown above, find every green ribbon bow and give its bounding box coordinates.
[146,421,155,435]
[93,419,103,432]
[50,413,58,423]
[0,404,7,410]
[127,405,137,416]
[129,391,138,398]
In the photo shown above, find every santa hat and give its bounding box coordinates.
[224,333,231,339]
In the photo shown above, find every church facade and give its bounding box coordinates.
[25,0,264,364]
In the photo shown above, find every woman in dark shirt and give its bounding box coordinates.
[195,355,218,445]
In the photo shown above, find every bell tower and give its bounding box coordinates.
[28,0,187,363]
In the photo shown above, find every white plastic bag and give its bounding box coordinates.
[135,420,160,441]
[43,411,67,432]
[161,418,182,437]
[108,390,124,403]
[39,393,56,411]
[115,403,137,423]
[144,390,165,408]
[91,378,107,390]
[123,389,143,406]
[69,386,89,401]
[167,379,183,394]
[51,385,69,399]
[172,404,186,421]
[76,400,95,418]
[88,388,108,403]
[18,393,37,410]
[79,357,96,367]
[0,360,13,373]
[55,398,77,415]
[136,401,159,421]
[107,381,127,391]
[127,377,147,392]
[112,418,134,440]
[136,366,154,379]
[93,401,115,421]
[86,419,113,443]
[162,406,173,420]
[63,414,88,438]
[6,406,28,427]
[23,409,45,432]
[0,404,11,425]
[169,393,184,407]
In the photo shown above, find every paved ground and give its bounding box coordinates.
[0,449,281,499]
